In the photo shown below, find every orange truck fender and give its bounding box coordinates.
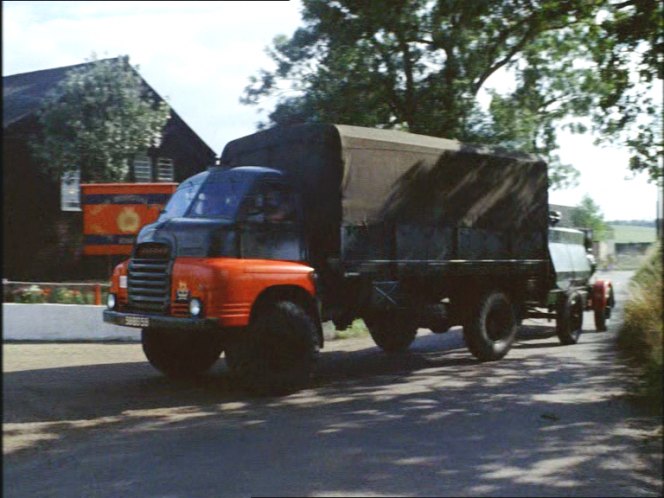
[109,257,318,330]
[169,257,316,328]
[591,280,612,312]
[591,279,615,332]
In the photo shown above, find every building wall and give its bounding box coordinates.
[3,115,215,282]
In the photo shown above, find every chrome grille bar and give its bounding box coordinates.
[127,246,171,314]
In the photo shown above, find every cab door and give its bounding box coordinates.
[238,180,305,261]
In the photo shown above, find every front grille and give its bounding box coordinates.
[127,244,171,314]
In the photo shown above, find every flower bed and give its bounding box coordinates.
[3,282,109,305]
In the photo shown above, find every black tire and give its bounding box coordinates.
[594,287,614,332]
[594,308,608,332]
[141,328,224,378]
[364,311,417,353]
[556,292,584,345]
[463,291,517,361]
[225,300,319,395]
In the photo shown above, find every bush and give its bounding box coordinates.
[5,284,104,304]
[617,242,662,408]
[14,285,48,303]
[51,287,88,305]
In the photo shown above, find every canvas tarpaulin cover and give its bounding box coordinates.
[220,124,548,264]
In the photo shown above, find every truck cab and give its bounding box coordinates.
[104,166,322,392]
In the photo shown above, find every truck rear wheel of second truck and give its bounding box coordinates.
[556,292,585,345]
[463,291,518,362]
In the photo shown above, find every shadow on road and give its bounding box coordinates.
[4,324,565,426]
[4,317,661,497]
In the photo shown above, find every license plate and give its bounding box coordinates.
[123,315,150,328]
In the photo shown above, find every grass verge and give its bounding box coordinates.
[617,242,662,411]
[335,319,370,340]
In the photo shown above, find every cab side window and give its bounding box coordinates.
[263,183,295,223]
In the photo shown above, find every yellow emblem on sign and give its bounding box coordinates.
[116,207,140,233]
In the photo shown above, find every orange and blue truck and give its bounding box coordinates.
[103,124,614,393]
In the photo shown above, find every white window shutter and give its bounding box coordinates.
[61,169,81,211]
[133,155,152,182]
[157,157,174,181]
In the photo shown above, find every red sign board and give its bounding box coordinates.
[81,183,177,255]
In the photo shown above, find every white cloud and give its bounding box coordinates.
[3,0,300,152]
[550,130,659,220]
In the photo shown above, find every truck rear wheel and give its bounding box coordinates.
[556,292,584,345]
[364,311,417,353]
[463,291,517,361]
[225,300,319,395]
[141,328,224,378]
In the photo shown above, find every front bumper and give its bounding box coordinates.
[103,310,219,330]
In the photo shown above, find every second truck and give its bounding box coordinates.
[104,124,614,393]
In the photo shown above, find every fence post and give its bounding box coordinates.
[94,284,102,305]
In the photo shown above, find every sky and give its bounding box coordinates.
[3,0,660,221]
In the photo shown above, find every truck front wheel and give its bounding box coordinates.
[463,291,517,361]
[556,292,584,345]
[364,311,417,353]
[141,328,224,378]
[225,300,319,395]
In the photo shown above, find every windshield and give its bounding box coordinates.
[158,175,205,221]
[187,173,252,219]
[159,169,257,221]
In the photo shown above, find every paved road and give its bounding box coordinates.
[3,271,662,497]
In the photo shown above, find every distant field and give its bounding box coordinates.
[609,224,657,244]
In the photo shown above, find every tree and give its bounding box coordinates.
[242,0,662,187]
[31,55,171,182]
[589,0,663,184]
[571,195,611,240]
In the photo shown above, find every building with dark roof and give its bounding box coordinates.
[548,204,576,228]
[3,58,216,280]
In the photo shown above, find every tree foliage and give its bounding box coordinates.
[242,0,662,187]
[571,194,611,240]
[589,0,663,184]
[31,55,170,182]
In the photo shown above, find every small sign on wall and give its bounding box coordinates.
[81,183,178,255]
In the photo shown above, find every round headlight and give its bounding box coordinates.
[189,298,202,317]
[107,293,117,310]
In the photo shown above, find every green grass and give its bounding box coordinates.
[617,242,663,411]
[335,319,370,340]
[609,224,657,244]
[614,253,650,271]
